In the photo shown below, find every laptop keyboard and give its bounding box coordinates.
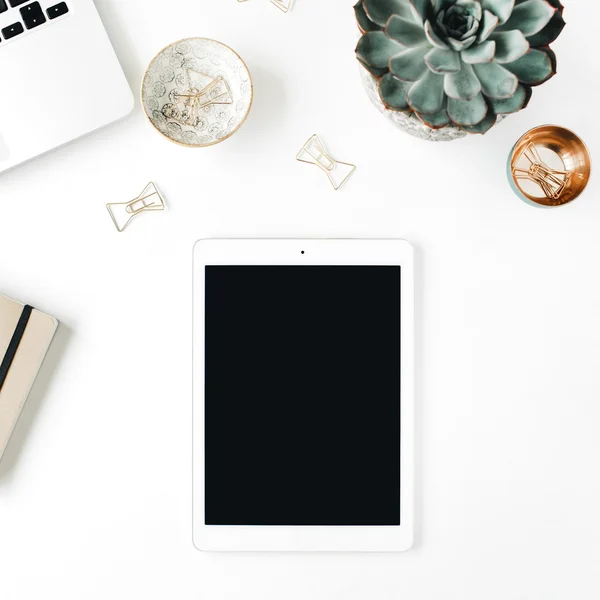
[0,1,69,44]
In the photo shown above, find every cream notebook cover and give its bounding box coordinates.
[0,295,58,461]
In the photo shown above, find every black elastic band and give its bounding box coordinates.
[0,305,33,393]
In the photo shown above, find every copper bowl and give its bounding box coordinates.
[508,125,592,207]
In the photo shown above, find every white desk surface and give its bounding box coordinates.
[1,0,599,598]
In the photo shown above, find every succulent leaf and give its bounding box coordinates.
[416,103,452,128]
[358,58,389,77]
[462,40,496,63]
[424,20,450,48]
[472,61,518,98]
[475,9,499,42]
[444,61,481,100]
[481,0,515,25]
[378,73,412,110]
[499,0,556,36]
[386,15,428,46]
[390,46,430,80]
[526,2,565,46]
[488,84,532,113]
[454,0,483,20]
[407,70,445,113]
[409,0,432,22]
[489,30,529,63]
[425,48,461,73]
[355,1,382,32]
[434,0,456,11]
[504,47,556,85]
[356,31,403,69]
[363,0,415,27]
[447,35,477,51]
[459,110,498,133]
[447,93,488,125]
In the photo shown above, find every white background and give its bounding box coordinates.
[0,0,599,598]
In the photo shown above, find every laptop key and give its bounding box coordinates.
[2,21,24,40]
[0,1,7,14]
[47,2,68,19]
[20,2,46,29]
[8,0,28,6]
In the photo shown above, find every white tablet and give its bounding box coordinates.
[193,239,414,552]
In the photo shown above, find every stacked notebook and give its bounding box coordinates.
[0,295,58,461]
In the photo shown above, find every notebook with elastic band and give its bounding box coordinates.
[0,295,58,461]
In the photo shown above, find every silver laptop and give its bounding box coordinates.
[0,0,133,173]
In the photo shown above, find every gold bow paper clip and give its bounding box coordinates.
[237,0,293,13]
[107,182,166,232]
[512,142,571,201]
[174,74,233,110]
[170,73,233,127]
[271,0,292,12]
[296,134,356,191]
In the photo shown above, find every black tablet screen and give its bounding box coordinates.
[204,266,401,526]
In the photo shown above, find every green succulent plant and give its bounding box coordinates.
[355,0,565,133]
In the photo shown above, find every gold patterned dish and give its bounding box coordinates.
[508,126,592,207]
[142,38,253,147]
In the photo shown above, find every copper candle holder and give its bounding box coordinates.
[508,126,592,207]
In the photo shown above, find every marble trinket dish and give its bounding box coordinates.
[142,38,253,148]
